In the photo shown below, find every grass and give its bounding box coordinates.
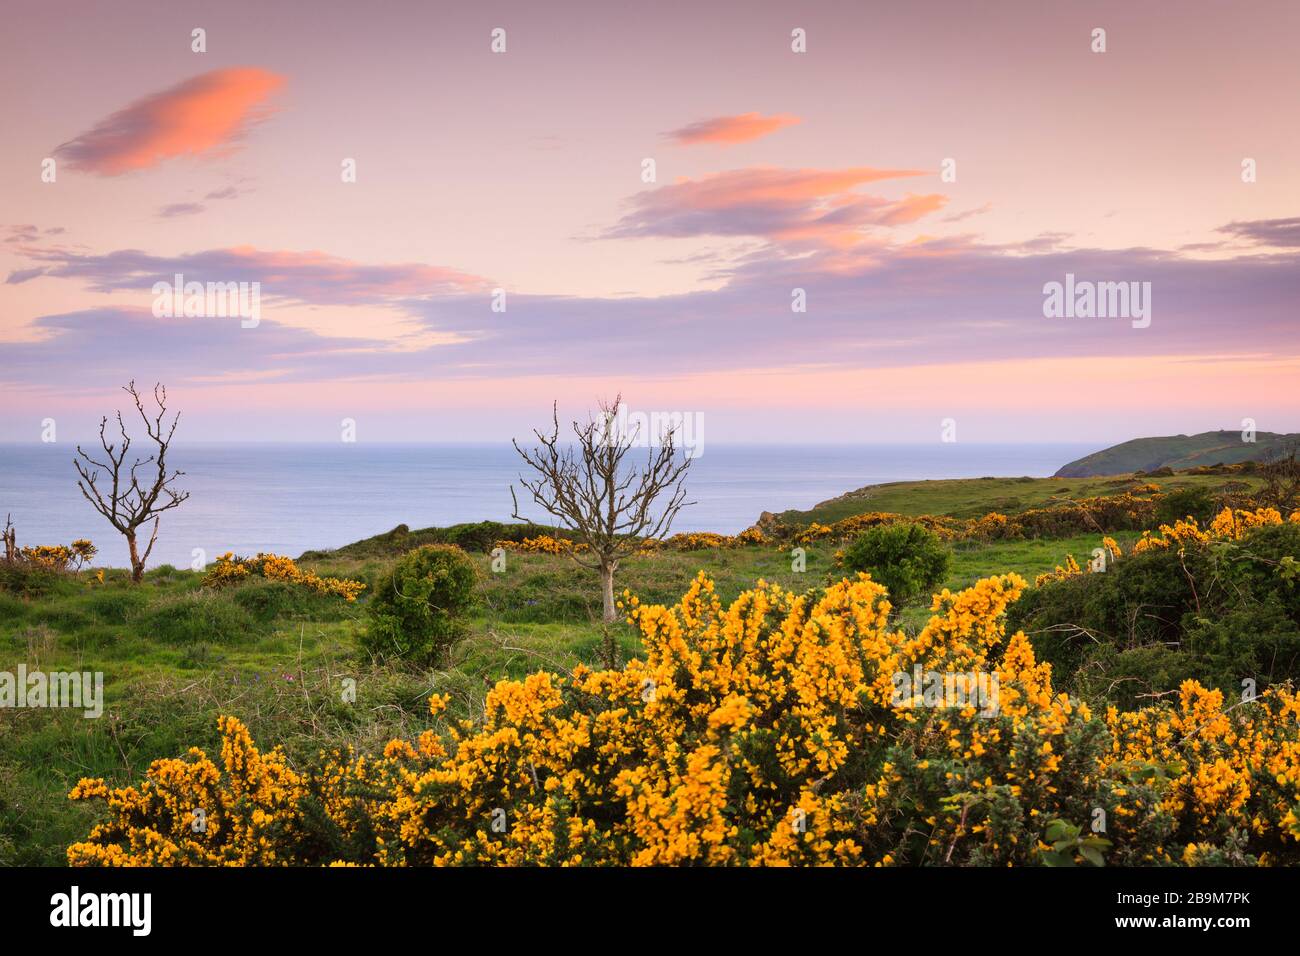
[777,472,1259,525]
[1055,430,1298,477]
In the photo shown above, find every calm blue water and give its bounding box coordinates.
[0,443,1099,568]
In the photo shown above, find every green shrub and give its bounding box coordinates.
[840,523,949,607]
[0,562,59,598]
[1008,522,1300,707]
[440,521,558,553]
[1155,486,1217,527]
[441,521,511,553]
[361,545,478,663]
[231,578,353,624]
[300,521,559,560]
[139,591,258,645]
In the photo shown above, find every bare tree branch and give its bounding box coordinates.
[74,381,190,582]
[511,396,695,621]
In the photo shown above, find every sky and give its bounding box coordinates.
[1,0,1298,443]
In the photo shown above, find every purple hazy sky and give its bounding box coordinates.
[1,0,1298,442]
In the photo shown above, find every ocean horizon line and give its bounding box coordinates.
[0,439,1109,449]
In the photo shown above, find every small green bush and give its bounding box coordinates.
[441,521,511,553]
[362,544,477,663]
[0,562,59,598]
[1155,486,1217,527]
[231,578,352,624]
[840,523,950,607]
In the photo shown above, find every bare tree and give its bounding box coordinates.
[511,397,694,622]
[75,382,190,583]
[2,514,15,563]
[1259,441,1300,513]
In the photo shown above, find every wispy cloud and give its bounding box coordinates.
[5,267,47,285]
[1,308,387,389]
[52,67,285,175]
[5,225,40,244]
[204,185,245,200]
[666,112,801,146]
[942,202,993,223]
[1219,217,1300,248]
[11,232,1299,390]
[18,245,488,305]
[605,166,941,250]
[156,202,206,219]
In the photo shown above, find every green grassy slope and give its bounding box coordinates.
[1054,430,1297,477]
[774,472,1255,526]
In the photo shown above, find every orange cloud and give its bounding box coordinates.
[53,67,285,175]
[667,112,801,146]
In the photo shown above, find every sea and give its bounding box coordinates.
[0,442,1101,569]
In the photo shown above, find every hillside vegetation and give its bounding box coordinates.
[1054,430,1298,477]
[4,468,1298,867]
[772,470,1257,526]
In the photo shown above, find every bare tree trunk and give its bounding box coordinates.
[600,562,617,623]
[127,532,143,583]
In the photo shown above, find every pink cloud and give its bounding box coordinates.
[53,67,285,175]
[666,112,801,146]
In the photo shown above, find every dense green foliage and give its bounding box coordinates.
[361,544,478,663]
[1008,523,1300,708]
[841,522,950,607]
[1155,485,1218,526]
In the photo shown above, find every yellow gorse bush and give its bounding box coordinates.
[20,545,74,570]
[1132,506,1292,555]
[499,528,767,556]
[662,531,735,551]
[203,552,365,601]
[497,535,589,556]
[790,490,1176,547]
[15,539,97,571]
[1034,554,1083,588]
[1034,510,1299,586]
[1032,537,1124,587]
[68,716,306,866]
[67,568,1300,867]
